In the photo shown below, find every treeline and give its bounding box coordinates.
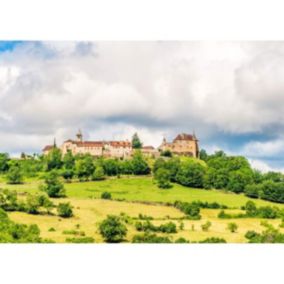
[153,150,284,204]
[0,149,151,184]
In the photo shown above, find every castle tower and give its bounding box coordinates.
[76,129,83,142]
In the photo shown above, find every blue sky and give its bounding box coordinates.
[0,41,284,172]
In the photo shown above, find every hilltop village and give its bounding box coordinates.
[42,131,199,159]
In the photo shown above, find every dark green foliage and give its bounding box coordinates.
[160,150,172,157]
[138,213,153,220]
[119,159,133,174]
[154,168,172,189]
[92,166,105,181]
[62,230,85,236]
[0,208,43,243]
[46,147,62,171]
[175,237,190,243]
[260,180,284,203]
[99,215,127,243]
[132,233,172,243]
[174,201,201,219]
[244,201,258,217]
[227,222,238,233]
[263,171,284,182]
[132,133,142,149]
[204,168,229,189]
[102,159,119,176]
[0,153,10,172]
[101,191,112,200]
[131,150,151,175]
[40,170,65,198]
[6,164,24,184]
[176,160,205,188]
[135,220,177,233]
[66,237,95,243]
[190,201,227,209]
[25,193,54,215]
[0,188,18,211]
[245,224,284,243]
[61,168,74,182]
[75,154,95,181]
[199,237,226,243]
[226,169,253,193]
[57,202,73,218]
[244,183,260,198]
[63,150,75,169]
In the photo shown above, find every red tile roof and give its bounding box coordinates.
[173,133,195,141]
[142,146,155,150]
[42,145,53,151]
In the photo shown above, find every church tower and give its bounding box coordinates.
[76,129,83,142]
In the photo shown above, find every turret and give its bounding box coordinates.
[76,129,83,142]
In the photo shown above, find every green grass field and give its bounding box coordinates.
[2,176,284,243]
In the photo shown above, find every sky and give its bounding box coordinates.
[0,41,284,172]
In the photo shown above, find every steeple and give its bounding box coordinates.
[53,137,57,148]
[76,129,83,142]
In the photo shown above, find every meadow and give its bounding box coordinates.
[2,176,284,243]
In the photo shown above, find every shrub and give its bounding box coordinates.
[174,201,201,219]
[92,166,105,181]
[199,237,226,243]
[57,202,73,218]
[61,168,74,182]
[0,188,18,211]
[244,184,260,198]
[99,215,127,243]
[66,237,94,243]
[48,227,56,232]
[40,170,65,198]
[101,191,112,200]
[62,230,85,236]
[154,168,172,189]
[159,222,177,233]
[132,233,172,243]
[6,164,24,184]
[135,221,177,233]
[131,151,151,175]
[175,237,190,243]
[138,213,153,220]
[227,222,238,233]
[201,221,212,232]
[260,180,284,203]
[160,150,172,157]
[176,160,205,188]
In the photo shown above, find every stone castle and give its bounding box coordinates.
[42,131,199,159]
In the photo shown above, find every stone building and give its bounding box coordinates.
[158,133,199,158]
[141,145,160,158]
[60,130,132,159]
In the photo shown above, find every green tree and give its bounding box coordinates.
[176,160,205,188]
[99,215,127,243]
[40,170,65,198]
[160,149,172,157]
[227,169,253,193]
[92,166,105,181]
[201,221,212,232]
[75,154,95,181]
[6,164,24,184]
[199,149,208,161]
[46,147,62,171]
[0,153,9,172]
[154,168,172,189]
[102,159,119,176]
[57,202,73,218]
[131,133,142,149]
[227,222,238,233]
[131,150,150,175]
[63,150,75,169]
[61,168,74,183]
[101,191,112,200]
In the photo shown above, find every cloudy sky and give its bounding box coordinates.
[1,41,284,172]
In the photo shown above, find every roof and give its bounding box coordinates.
[173,133,196,141]
[42,145,53,151]
[142,146,155,150]
[63,140,131,148]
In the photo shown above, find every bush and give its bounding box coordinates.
[175,237,190,243]
[61,168,74,182]
[40,170,65,198]
[244,184,260,198]
[131,151,151,175]
[160,150,172,157]
[101,191,112,200]
[99,215,127,243]
[92,166,105,181]
[66,237,95,243]
[199,237,227,243]
[174,201,201,219]
[6,164,24,184]
[158,222,177,233]
[57,202,73,218]
[227,222,238,233]
[0,188,18,211]
[132,233,172,243]
[260,180,284,203]
[176,160,205,188]
[154,168,172,189]
[201,221,212,232]
[135,221,177,233]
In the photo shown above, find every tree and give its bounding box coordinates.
[99,215,127,243]
[0,153,9,172]
[160,150,172,157]
[92,166,105,181]
[201,221,212,232]
[260,180,284,203]
[75,154,95,181]
[154,168,172,189]
[46,147,62,171]
[199,149,208,161]
[176,160,205,188]
[227,169,253,193]
[102,159,119,176]
[63,150,75,169]
[131,150,150,175]
[244,201,257,217]
[25,194,41,214]
[227,222,238,233]
[57,202,73,218]
[131,133,142,149]
[101,191,112,200]
[6,164,24,184]
[244,184,260,198]
[40,170,66,198]
[61,168,74,183]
